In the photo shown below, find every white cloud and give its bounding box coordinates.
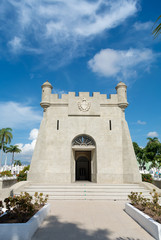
[8,36,22,53]
[137,120,146,125]
[17,140,36,155]
[133,21,153,31]
[8,36,42,54]
[17,128,39,157]
[12,0,138,37]
[0,0,139,66]
[147,132,159,138]
[88,48,155,81]
[29,128,39,140]
[0,101,42,129]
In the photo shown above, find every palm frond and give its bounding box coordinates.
[0,128,13,145]
[152,23,161,38]
[5,128,12,132]
[152,15,161,39]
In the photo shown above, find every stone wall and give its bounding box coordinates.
[0,176,17,189]
[28,81,141,184]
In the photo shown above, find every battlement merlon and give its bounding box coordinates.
[40,81,128,110]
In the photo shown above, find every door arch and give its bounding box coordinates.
[71,134,97,183]
[76,155,91,181]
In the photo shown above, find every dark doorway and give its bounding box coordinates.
[76,156,91,181]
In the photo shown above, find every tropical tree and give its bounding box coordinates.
[0,128,13,167]
[145,137,161,168]
[0,143,9,152]
[1,144,9,166]
[14,160,22,166]
[133,138,161,169]
[133,142,147,169]
[7,145,21,165]
[147,137,160,143]
[17,165,30,182]
[152,15,161,39]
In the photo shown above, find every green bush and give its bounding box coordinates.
[128,190,161,222]
[3,192,48,223]
[22,165,30,172]
[34,192,49,207]
[17,165,30,182]
[17,171,27,181]
[0,171,13,177]
[142,173,153,183]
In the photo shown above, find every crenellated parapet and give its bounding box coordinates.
[40,80,128,113]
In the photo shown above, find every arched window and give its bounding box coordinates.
[72,135,95,146]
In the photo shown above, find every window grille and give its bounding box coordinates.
[72,135,95,146]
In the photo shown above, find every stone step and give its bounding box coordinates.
[47,195,149,200]
[24,183,140,188]
[23,189,149,193]
[15,183,152,201]
[15,193,150,200]
[23,186,146,190]
[30,184,140,186]
[20,189,150,194]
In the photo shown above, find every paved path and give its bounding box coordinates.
[32,201,154,240]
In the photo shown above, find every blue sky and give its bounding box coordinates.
[0,0,161,164]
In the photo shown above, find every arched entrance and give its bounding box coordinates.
[76,153,91,181]
[71,135,97,182]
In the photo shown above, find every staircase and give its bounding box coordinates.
[15,182,151,201]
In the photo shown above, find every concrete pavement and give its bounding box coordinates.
[32,200,154,240]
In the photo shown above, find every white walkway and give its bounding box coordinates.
[32,200,154,240]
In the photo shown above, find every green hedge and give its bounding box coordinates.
[0,171,13,177]
[17,165,30,182]
[142,173,153,183]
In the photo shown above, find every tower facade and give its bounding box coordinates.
[28,81,141,184]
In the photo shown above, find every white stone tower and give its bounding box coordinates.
[28,81,141,184]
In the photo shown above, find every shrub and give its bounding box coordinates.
[2,192,48,223]
[17,165,30,182]
[128,191,150,208]
[142,173,153,183]
[22,165,30,172]
[34,192,49,207]
[17,171,27,181]
[128,189,161,223]
[0,171,13,177]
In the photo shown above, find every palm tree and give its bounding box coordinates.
[147,137,159,143]
[0,128,13,168]
[7,145,21,165]
[0,143,8,166]
[14,160,22,166]
[2,145,9,167]
[152,15,161,38]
